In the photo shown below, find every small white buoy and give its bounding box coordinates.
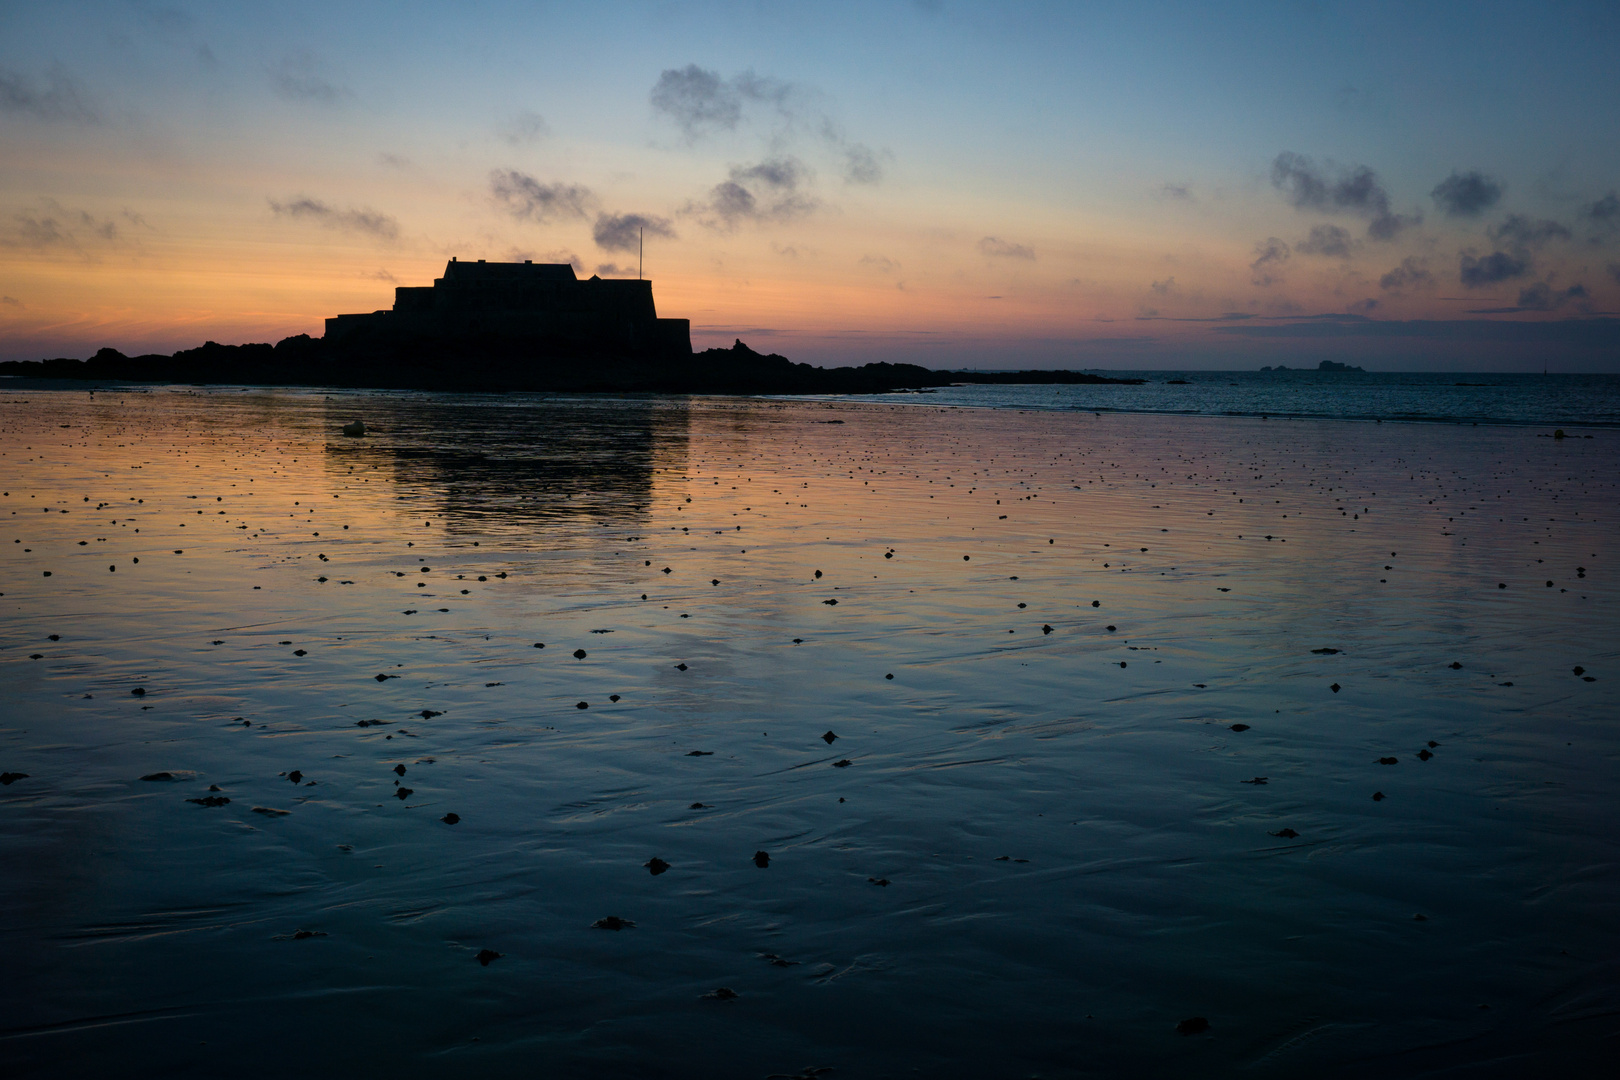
[341,420,366,437]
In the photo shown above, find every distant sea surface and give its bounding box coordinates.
[836,371,1620,427]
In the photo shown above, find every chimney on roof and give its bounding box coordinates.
[525,260,532,264]
[477,259,485,263]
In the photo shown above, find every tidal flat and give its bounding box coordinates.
[1,387,1615,1078]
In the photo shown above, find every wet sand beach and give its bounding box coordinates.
[1,387,1615,1078]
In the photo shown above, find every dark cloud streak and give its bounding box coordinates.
[1430,170,1503,217]
[268,196,398,240]
[1458,250,1531,287]
[593,212,675,253]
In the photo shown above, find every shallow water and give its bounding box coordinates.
[2,387,1616,1078]
[838,371,1620,428]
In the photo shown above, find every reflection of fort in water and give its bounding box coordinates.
[322,396,690,530]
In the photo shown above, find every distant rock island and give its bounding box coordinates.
[1,259,1143,393]
[1260,360,1365,373]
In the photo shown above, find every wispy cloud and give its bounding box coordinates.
[978,236,1034,260]
[650,64,888,186]
[0,64,100,124]
[1296,223,1353,258]
[1249,237,1290,286]
[859,254,899,273]
[649,64,793,139]
[1379,256,1433,292]
[489,170,593,222]
[269,52,347,105]
[1,199,127,257]
[268,196,398,240]
[1581,191,1619,245]
[691,157,818,229]
[500,111,549,145]
[1487,214,1570,251]
[843,143,883,185]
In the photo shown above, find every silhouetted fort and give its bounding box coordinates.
[325,258,691,357]
[5,259,1145,391]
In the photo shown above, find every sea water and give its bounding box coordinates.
[1,384,1615,1078]
[840,371,1620,428]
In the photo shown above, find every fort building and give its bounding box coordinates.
[324,258,691,356]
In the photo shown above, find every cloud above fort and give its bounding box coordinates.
[650,64,794,140]
[490,170,593,222]
[268,197,398,241]
[593,212,675,253]
[688,157,818,229]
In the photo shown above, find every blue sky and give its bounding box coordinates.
[2,0,1617,369]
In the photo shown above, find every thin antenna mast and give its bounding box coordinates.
[639,227,643,280]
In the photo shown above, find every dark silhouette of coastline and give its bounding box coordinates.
[0,259,1143,393]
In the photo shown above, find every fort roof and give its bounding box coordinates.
[441,257,578,283]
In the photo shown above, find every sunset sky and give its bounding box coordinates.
[3,1,1618,370]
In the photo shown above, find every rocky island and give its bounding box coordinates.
[0,259,1142,393]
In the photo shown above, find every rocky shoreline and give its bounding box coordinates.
[0,337,1143,394]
